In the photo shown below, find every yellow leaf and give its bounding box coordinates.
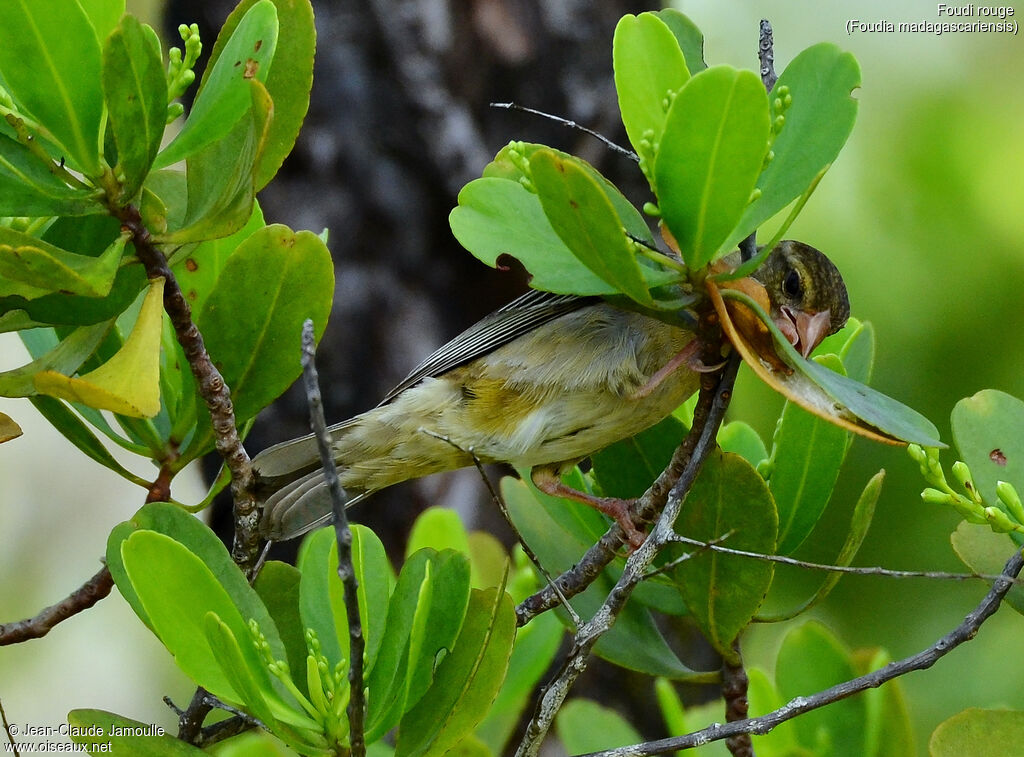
[0,412,23,443]
[34,278,165,418]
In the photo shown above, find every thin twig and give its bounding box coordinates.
[514,341,741,757]
[579,548,1024,756]
[114,205,260,576]
[664,534,1024,584]
[758,20,778,91]
[172,688,212,743]
[490,102,639,162]
[1,696,18,757]
[300,319,366,757]
[0,566,113,646]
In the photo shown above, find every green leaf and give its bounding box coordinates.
[654,9,706,74]
[654,66,770,269]
[0,0,104,174]
[205,0,315,190]
[156,0,279,168]
[860,649,915,757]
[612,12,690,168]
[79,0,126,42]
[721,44,861,254]
[395,587,516,757]
[672,449,777,659]
[27,395,147,484]
[328,525,393,673]
[592,414,687,498]
[254,560,309,697]
[951,389,1024,511]
[530,148,658,305]
[950,521,1024,615]
[929,708,1024,757]
[769,354,851,554]
[0,133,104,216]
[103,15,168,199]
[475,609,562,754]
[718,421,768,467]
[759,471,884,622]
[775,622,865,757]
[179,224,332,461]
[450,177,638,297]
[1,321,110,397]
[68,709,205,755]
[297,527,346,666]
[119,530,276,704]
[746,668,800,757]
[0,229,126,300]
[406,507,471,560]
[160,80,273,244]
[715,286,945,447]
[556,699,642,753]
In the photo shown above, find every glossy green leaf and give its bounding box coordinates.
[929,708,1024,757]
[672,449,777,658]
[181,223,333,461]
[0,0,104,174]
[103,15,168,199]
[715,286,945,447]
[254,560,308,696]
[79,0,125,42]
[950,522,1024,615]
[530,148,657,304]
[721,44,861,254]
[1,321,110,397]
[160,80,273,244]
[156,0,279,168]
[759,471,883,622]
[326,525,393,673]
[406,506,471,560]
[27,395,147,483]
[0,133,104,216]
[451,178,636,296]
[951,389,1024,510]
[0,229,125,300]
[204,0,315,190]
[482,141,655,244]
[654,9,706,74]
[395,587,516,757]
[592,414,687,498]
[68,709,205,755]
[655,66,770,269]
[612,12,689,168]
[769,354,851,554]
[503,475,700,678]
[466,531,509,590]
[120,530,274,703]
[297,527,345,666]
[108,503,286,653]
[203,613,280,729]
[860,649,915,757]
[718,421,768,467]
[556,699,642,754]
[775,622,865,757]
[475,609,561,754]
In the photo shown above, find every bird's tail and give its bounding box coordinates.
[254,391,473,540]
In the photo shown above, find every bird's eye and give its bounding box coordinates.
[783,268,803,299]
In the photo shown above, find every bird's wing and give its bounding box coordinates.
[379,289,594,403]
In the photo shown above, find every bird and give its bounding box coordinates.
[254,240,850,547]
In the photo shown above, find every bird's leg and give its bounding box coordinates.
[530,465,647,549]
[629,339,724,400]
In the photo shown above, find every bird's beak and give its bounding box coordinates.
[776,307,832,358]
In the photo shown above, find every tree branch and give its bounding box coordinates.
[0,566,113,646]
[114,205,260,577]
[579,548,1024,756]
[299,319,366,756]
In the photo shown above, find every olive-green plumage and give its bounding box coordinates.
[255,241,849,540]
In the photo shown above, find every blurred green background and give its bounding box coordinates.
[1,1,1021,754]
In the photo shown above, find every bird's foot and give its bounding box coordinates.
[531,468,647,549]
